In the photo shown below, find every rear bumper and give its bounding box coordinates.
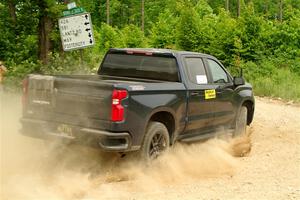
[20,118,134,152]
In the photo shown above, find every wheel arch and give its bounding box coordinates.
[146,109,176,144]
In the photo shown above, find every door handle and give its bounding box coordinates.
[191,91,200,96]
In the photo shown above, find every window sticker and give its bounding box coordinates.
[196,75,208,84]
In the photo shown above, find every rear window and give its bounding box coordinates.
[99,53,179,82]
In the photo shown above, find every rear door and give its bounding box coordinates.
[182,56,218,135]
[204,58,235,128]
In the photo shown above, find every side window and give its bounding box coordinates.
[184,57,208,84]
[207,59,229,84]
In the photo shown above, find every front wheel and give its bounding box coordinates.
[140,122,170,160]
[234,106,248,137]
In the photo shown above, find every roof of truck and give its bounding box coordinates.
[109,48,215,58]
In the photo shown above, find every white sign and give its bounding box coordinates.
[58,13,95,51]
[196,75,208,84]
[67,2,76,10]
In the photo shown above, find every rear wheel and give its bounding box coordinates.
[234,106,248,137]
[140,122,170,160]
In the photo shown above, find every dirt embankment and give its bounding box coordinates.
[1,93,300,200]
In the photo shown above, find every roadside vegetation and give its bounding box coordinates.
[0,0,299,101]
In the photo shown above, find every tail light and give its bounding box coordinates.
[22,78,28,107]
[111,89,128,122]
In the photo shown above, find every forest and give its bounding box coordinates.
[0,0,299,101]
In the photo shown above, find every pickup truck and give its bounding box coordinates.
[21,48,255,159]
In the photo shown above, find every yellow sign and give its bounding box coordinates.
[205,89,216,99]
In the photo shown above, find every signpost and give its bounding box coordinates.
[58,3,95,67]
[58,12,95,51]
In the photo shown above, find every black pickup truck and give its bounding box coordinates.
[21,48,254,159]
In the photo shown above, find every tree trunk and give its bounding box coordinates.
[279,0,283,22]
[225,0,229,11]
[265,1,268,14]
[38,1,53,65]
[60,0,69,56]
[237,0,240,17]
[38,16,53,65]
[141,0,145,32]
[106,0,110,25]
[7,0,17,24]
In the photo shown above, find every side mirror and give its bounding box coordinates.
[233,77,245,86]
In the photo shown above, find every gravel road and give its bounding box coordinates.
[1,94,300,200]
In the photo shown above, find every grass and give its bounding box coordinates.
[249,68,300,102]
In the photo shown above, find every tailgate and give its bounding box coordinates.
[25,74,113,129]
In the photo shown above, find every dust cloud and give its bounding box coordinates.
[0,92,251,200]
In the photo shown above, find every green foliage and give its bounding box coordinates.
[248,68,300,102]
[290,58,300,76]
[195,0,214,18]
[120,24,148,48]
[198,9,238,66]
[242,59,300,102]
[176,6,200,51]
[98,23,147,51]
[237,3,265,61]
[98,23,123,53]
[4,60,41,89]
[149,9,177,48]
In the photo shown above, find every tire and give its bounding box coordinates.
[234,106,248,137]
[140,122,170,161]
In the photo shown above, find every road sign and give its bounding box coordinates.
[63,7,85,17]
[58,13,95,51]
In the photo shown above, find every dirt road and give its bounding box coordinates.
[1,93,300,200]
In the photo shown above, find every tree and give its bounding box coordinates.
[225,0,229,11]
[121,24,147,47]
[106,0,110,24]
[279,0,283,22]
[7,0,16,24]
[237,0,240,17]
[141,0,144,32]
[37,1,53,64]
[150,9,177,48]
[176,7,200,51]
[35,0,64,64]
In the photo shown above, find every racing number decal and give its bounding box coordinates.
[205,89,216,99]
